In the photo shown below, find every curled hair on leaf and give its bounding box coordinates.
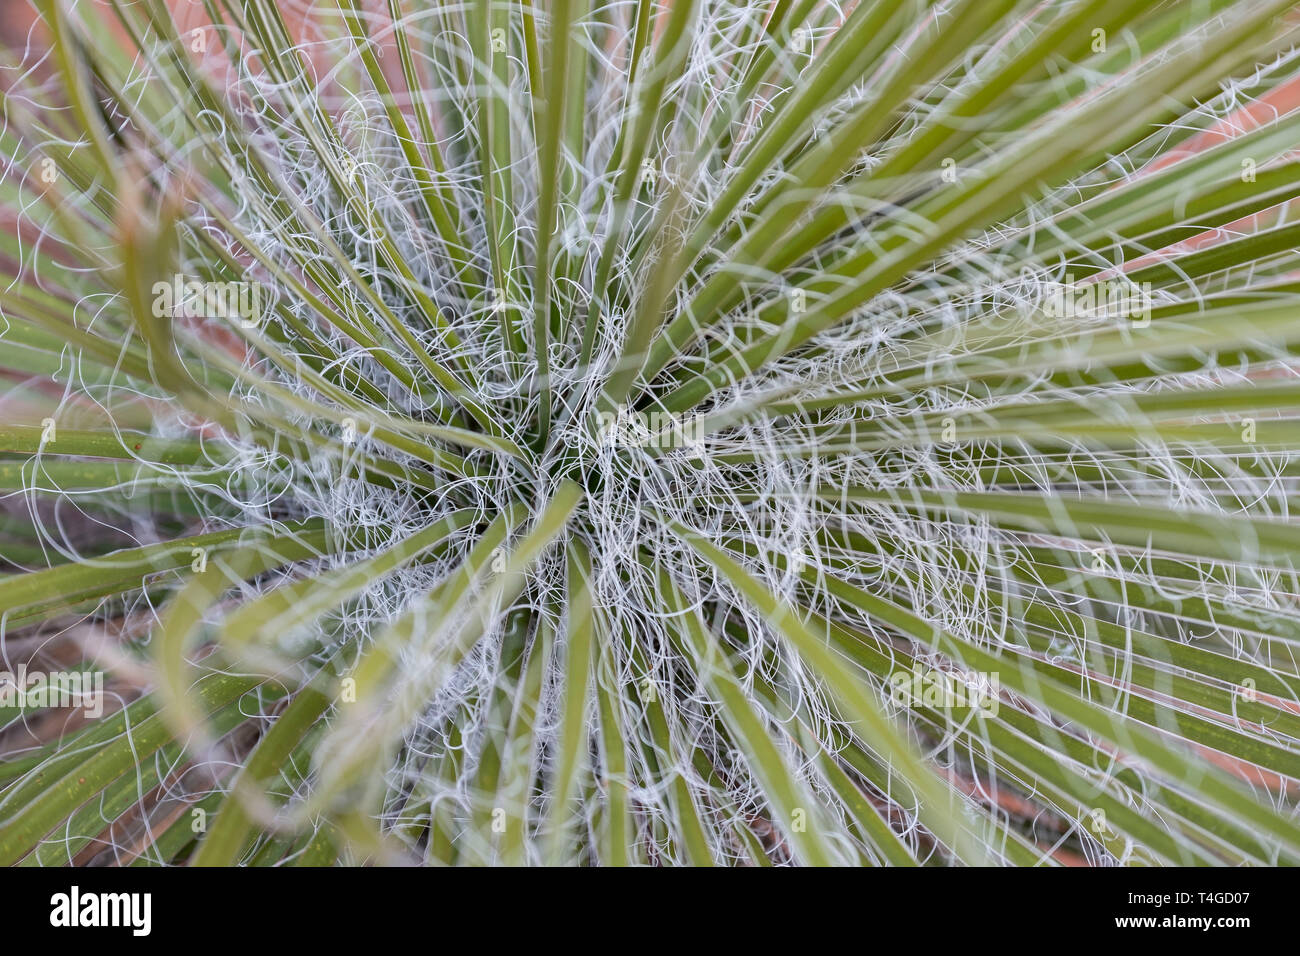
[0,0,1298,867]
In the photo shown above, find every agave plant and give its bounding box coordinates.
[1,0,1299,868]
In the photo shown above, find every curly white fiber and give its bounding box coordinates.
[1,0,1299,867]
